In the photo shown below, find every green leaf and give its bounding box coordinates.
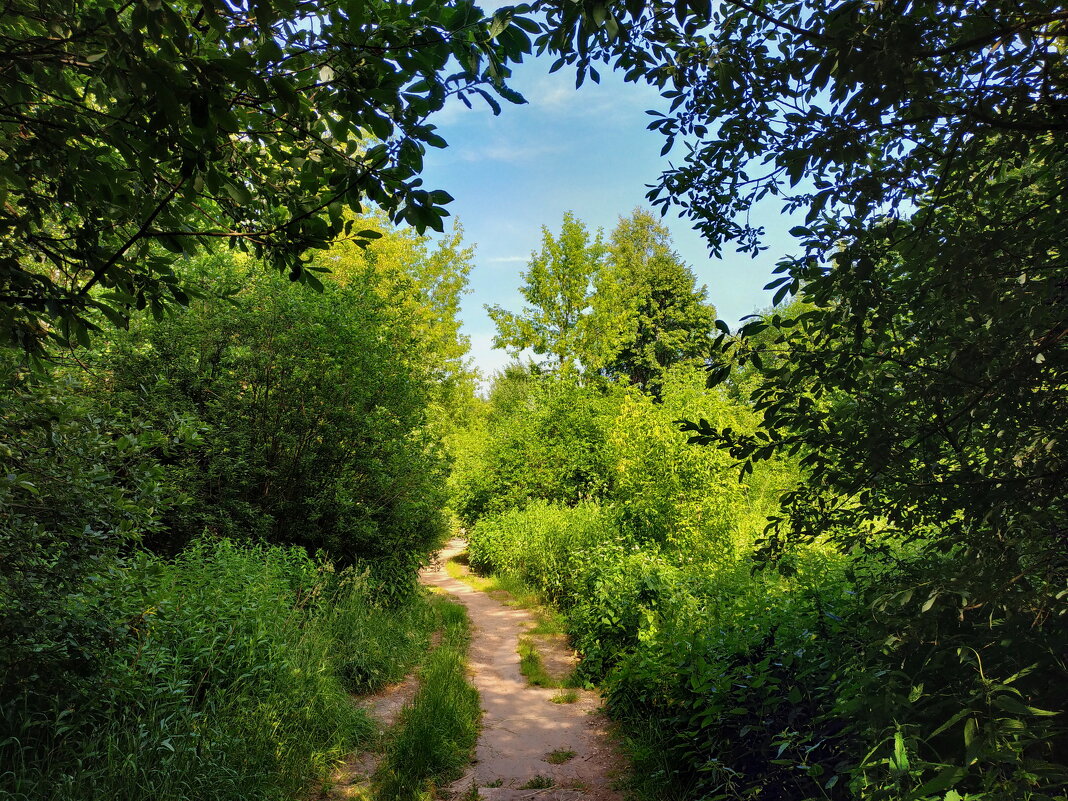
[224,182,253,205]
[906,766,965,800]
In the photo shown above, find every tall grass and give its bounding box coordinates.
[0,539,436,801]
[374,597,480,801]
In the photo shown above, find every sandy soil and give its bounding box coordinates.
[421,539,624,801]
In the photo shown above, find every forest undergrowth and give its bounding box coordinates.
[1,540,441,801]
[453,362,1067,801]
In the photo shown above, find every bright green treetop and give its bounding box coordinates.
[485,211,605,374]
[588,208,715,397]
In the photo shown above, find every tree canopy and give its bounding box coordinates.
[588,208,715,396]
[536,0,1068,560]
[0,0,536,351]
[485,210,605,373]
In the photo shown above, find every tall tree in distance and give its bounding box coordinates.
[485,211,605,374]
[589,209,715,398]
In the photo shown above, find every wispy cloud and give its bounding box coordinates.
[457,138,567,163]
[520,71,663,120]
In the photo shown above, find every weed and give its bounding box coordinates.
[0,541,389,801]
[545,749,576,765]
[518,637,556,687]
[518,775,555,790]
[550,689,580,704]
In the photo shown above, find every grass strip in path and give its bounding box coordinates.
[372,596,480,801]
[444,553,581,690]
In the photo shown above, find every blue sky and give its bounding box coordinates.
[418,54,802,380]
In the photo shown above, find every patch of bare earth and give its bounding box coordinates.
[423,539,625,801]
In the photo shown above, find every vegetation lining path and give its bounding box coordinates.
[421,539,622,801]
[322,671,422,799]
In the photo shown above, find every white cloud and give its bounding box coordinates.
[457,138,567,163]
[520,70,663,121]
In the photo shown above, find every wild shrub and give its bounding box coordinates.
[450,373,624,524]
[467,500,614,604]
[0,357,181,721]
[0,539,446,801]
[96,255,451,567]
[606,377,744,556]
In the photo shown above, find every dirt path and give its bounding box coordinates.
[322,669,422,799]
[420,539,624,801]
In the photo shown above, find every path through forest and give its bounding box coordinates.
[420,539,623,801]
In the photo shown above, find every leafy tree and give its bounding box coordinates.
[541,0,1068,602]
[588,209,715,397]
[537,3,1068,797]
[538,1,1066,256]
[485,211,605,373]
[0,0,536,350]
[449,364,623,523]
[318,212,478,414]
[97,249,454,571]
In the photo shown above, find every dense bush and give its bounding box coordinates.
[450,369,625,524]
[468,498,857,797]
[462,363,1068,800]
[0,357,181,715]
[93,254,452,571]
[467,500,615,605]
[471,515,1068,800]
[0,539,440,801]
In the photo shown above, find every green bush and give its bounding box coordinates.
[0,539,447,801]
[96,259,451,566]
[469,495,1068,799]
[449,372,625,524]
[0,357,181,718]
[467,500,615,604]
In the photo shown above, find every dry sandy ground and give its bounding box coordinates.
[422,539,624,801]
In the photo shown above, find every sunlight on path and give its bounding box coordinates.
[420,539,623,801]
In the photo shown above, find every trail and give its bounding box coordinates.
[420,539,623,801]
[322,655,423,799]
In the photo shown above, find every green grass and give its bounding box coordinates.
[518,636,584,690]
[373,596,480,801]
[1,540,399,801]
[612,718,698,801]
[518,775,555,790]
[325,578,437,694]
[550,689,580,704]
[545,748,576,765]
[518,637,556,687]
